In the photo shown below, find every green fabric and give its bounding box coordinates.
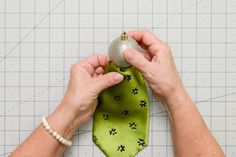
[92,61,150,157]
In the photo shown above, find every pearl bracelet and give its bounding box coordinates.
[42,116,72,147]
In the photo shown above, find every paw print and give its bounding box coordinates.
[114,95,121,101]
[121,110,129,116]
[93,135,98,142]
[129,122,137,129]
[119,67,126,72]
[141,74,145,80]
[109,128,117,135]
[98,96,102,104]
[137,138,145,147]
[140,100,147,108]
[102,114,109,120]
[117,145,125,152]
[132,88,139,95]
[125,75,131,81]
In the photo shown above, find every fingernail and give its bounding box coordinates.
[114,73,123,82]
[124,49,133,60]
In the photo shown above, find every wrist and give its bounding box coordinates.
[47,102,79,140]
[163,85,193,114]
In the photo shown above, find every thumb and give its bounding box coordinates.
[123,49,150,73]
[93,72,123,92]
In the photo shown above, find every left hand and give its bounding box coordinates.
[49,55,123,138]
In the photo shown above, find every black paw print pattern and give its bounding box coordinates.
[94,65,149,153]
[129,122,137,129]
[102,114,109,120]
[114,95,121,101]
[117,145,125,152]
[98,96,102,104]
[132,88,139,95]
[119,67,126,72]
[141,74,145,80]
[137,138,145,147]
[93,135,98,142]
[125,75,131,81]
[140,100,147,108]
[109,128,117,135]
[121,110,129,116]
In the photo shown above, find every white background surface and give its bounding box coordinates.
[0,0,236,156]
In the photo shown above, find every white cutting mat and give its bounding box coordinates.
[0,0,236,156]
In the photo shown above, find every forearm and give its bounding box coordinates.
[164,87,224,157]
[9,103,77,157]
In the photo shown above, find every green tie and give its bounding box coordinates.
[93,61,150,157]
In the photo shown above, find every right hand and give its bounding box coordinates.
[123,30,186,109]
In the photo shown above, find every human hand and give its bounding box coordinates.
[64,55,124,124]
[49,55,123,138]
[123,30,185,110]
[123,31,224,157]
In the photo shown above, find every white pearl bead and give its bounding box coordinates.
[49,129,53,134]
[56,134,60,140]
[68,141,72,146]
[62,139,66,144]
[46,125,50,130]
[52,132,57,137]
[59,137,63,142]
[42,116,72,147]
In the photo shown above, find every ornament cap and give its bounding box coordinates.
[120,31,128,40]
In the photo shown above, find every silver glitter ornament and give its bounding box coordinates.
[108,31,141,67]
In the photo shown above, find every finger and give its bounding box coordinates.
[139,42,148,50]
[127,30,162,46]
[95,66,104,75]
[127,30,164,56]
[76,61,94,75]
[83,54,109,69]
[123,48,150,73]
[93,67,105,77]
[140,51,152,61]
[93,72,98,77]
[71,62,95,76]
[77,54,109,75]
[92,72,123,93]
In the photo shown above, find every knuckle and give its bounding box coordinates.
[70,63,81,74]
[159,44,172,55]
[142,29,151,34]
[163,45,171,52]
[151,44,160,53]
[137,29,152,37]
